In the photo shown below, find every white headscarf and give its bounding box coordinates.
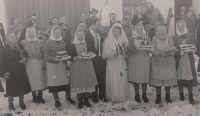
[133,24,147,38]
[103,23,128,55]
[25,27,38,41]
[49,26,63,41]
[72,30,86,44]
[176,20,188,36]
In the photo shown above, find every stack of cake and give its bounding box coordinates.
[56,51,71,60]
[137,45,154,51]
[80,52,96,59]
[180,44,196,55]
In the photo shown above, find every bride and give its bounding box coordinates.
[102,23,129,103]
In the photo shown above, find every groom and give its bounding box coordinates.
[85,18,107,103]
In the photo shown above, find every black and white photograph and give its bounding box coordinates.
[0,0,200,115]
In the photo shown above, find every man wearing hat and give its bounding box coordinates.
[85,8,99,29]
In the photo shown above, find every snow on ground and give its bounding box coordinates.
[0,55,200,116]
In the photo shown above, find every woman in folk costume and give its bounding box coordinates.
[102,23,129,103]
[69,29,97,109]
[172,20,197,104]
[21,27,46,104]
[0,31,31,111]
[44,26,75,110]
[128,24,151,103]
[150,25,177,104]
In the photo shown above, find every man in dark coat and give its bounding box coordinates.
[85,18,107,103]
[85,8,99,29]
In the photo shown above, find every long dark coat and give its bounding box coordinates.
[0,44,30,97]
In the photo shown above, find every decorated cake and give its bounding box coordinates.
[80,52,95,58]
[56,51,69,60]
[138,45,154,50]
[180,44,195,50]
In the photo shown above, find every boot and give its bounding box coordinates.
[8,97,15,111]
[55,101,63,110]
[66,97,76,105]
[84,97,92,107]
[155,94,161,104]
[189,93,194,104]
[38,91,45,103]
[78,98,83,109]
[142,93,149,103]
[19,95,26,110]
[92,93,98,103]
[135,94,141,103]
[179,93,184,101]
[32,92,39,103]
[165,93,172,103]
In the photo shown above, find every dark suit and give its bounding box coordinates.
[0,23,6,50]
[85,29,106,100]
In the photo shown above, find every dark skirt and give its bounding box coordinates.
[177,79,197,87]
[49,84,70,93]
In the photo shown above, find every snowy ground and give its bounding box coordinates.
[0,56,200,116]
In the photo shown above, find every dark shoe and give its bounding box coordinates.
[103,98,108,102]
[32,93,39,103]
[135,94,141,103]
[67,97,76,105]
[189,93,194,104]
[165,94,172,103]
[19,98,26,110]
[84,97,92,107]
[78,98,83,109]
[38,92,45,104]
[92,93,98,103]
[142,93,149,103]
[179,93,184,101]
[155,94,161,104]
[55,101,63,110]
[8,100,15,111]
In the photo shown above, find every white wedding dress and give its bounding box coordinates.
[102,23,129,103]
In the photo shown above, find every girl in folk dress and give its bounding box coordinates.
[128,24,151,103]
[172,20,197,104]
[102,23,129,103]
[150,25,177,104]
[21,27,46,104]
[69,30,97,109]
[0,31,30,111]
[44,26,75,110]
[100,0,113,27]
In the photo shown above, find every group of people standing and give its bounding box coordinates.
[0,1,199,112]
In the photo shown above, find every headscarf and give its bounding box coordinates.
[49,26,62,41]
[72,30,86,44]
[176,20,188,36]
[25,27,38,41]
[133,23,146,38]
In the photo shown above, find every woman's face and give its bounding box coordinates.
[8,33,17,44]
[187,12,193,18]
[113,28,121,38]
[104,0,109,5]
[188,7,194,12]
[53,29,61,39]
[80,14,86,21]
[157,26,167,39]
[52,18,58,25]
[76,31,85,42]
[28,28,36,40]
[177,22,185,33]
[136,25,143,35]
[78,23,86,30]
[137,7,142,14]
[13,19,19,25]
